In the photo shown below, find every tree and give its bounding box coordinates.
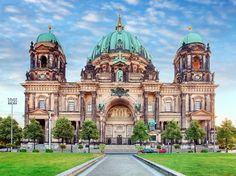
[217,119,234,153]
[161,120,182,153]
[186,120,206,153]
[80,120,99,153]
[23,119,44,150]
[52,117,74,143]
[131,121,150,145]
[0,116,22,145]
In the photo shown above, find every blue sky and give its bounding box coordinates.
[0,0,236,127]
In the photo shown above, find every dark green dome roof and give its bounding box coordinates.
[182,32,204,45]
[89,16,152,61]
[36,32,59,44]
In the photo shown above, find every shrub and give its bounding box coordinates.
[45,149,53,153]
[19,149,27,152]
[135,145,144,151]
[174,144,180,149]
[188,150,193,153]
[216,150,221,153]
[32,149,39,153]
[156,145,161,149]
[59,144,66,153]
[201,149,208,153]
[78,144,83,150]
[99,144,106,154]
[228,144,235,150]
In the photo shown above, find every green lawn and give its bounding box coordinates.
[0,152,100,176]
[140,153,236,176]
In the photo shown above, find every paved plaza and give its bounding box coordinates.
[79,154,164,176]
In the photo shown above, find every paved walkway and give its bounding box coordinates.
[79,154,164,176]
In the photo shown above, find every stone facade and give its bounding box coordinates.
[22,18,217,144]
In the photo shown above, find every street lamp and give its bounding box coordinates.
[8,98,17,152]
[48,110,54,150]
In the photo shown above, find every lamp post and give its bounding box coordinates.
[8,98,17,152]
[48,110,54,150]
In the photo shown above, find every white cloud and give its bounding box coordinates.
[125,0,139,5]
[82,11,111,23]
[101,2,127,12]
[4,5,20,13]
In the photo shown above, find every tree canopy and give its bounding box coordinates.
[80,120,99,153]
[52,117,74,143]
[161,120,182,153]
[0,116,22,145]
[217,118,235,152]
[23,119,44,149]
[131,121,150,145]
[186,120,206,152]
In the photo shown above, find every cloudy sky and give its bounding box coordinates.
[0,0,236,127]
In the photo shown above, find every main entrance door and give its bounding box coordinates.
[117,135,122,145]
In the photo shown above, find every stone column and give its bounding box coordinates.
[24,92,29,126]
[75,121,79,143]
[210,93,215,130]
[154,91,160,129]
[48,93,52,110]
[32,93,35,110]
[54,93,59,116]
[204,94,207,111]
[45,119,49,143]
[188,94,191,112]
[80,92,85,124]
[180,93,186,129]
[92,92,97,122]
[143,92,148,124]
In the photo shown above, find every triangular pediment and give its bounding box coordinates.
[190,110,212,120]
[190,109,212,116]
[29,108,48,115]
[35,44,50,51]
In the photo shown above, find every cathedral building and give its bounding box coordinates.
[22,16,217,144]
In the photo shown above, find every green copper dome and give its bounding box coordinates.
[89,16,152,61]
[182,32,204,45]
[36,32,59,44]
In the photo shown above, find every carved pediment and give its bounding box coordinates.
[29,108,48,115]
[190,109,212,120]
[35,44,50,51]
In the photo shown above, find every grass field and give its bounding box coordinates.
[0,152,100,176]
[140,153,236,176]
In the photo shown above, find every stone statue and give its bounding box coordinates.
[98,103,105,112]
[135,103,141,112]
[117,70,123,82]
[148,119,156,131]
[26,71,30,80]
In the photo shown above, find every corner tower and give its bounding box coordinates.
[26,27,66,82]
[174,32,213,83]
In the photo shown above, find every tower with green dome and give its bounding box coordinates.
[25,26,66,82]
[174,32,214,84]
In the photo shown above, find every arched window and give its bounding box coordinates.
[87,104,92,112]
[38,100,46,110]
[116,70,123,82]
[194,101,201,111]
[193,56,200,70]
[165,102,172,112]
[40,56,47,68]
[68,101,75,111]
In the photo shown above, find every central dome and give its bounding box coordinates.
[89,16,152,61]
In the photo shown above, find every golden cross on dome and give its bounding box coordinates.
[115,7,124,31]
[48,25,52,32]
[187,26,192,31]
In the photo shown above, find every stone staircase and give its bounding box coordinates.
[105,145,138,154]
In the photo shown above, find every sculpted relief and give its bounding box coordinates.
[107,106,132,121]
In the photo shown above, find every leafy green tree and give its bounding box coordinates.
[186,120,206,153]
[131,121,150,145]
[23,119,44,150]
[80,120,99,153]
[161,120,182,153]
[0,116,22,145]
[217,119,235,153]
[52,117,74,143]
